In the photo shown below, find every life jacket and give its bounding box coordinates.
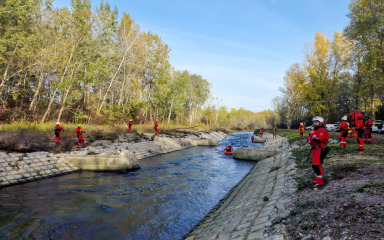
[307,126,329,148]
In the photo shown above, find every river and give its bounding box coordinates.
[0,132,260,240]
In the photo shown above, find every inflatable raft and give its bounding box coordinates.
[224,150,235,155]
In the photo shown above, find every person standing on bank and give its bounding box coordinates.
[299,123,305,137]
[128,120,133,133]
[339,116,349,148]
[154,121,159,135]
[364,115,372,144]
[307,116,329,190]
[273,125,277,139]
[76,125,86,147]
[54,122,64,144]
[355,113,364,151]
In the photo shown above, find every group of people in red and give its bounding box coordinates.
[338,110,373,151]
[250,126,277,141]
[54,122,86,147]
[54,120,160,146]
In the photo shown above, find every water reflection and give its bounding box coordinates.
[0,132,259,240]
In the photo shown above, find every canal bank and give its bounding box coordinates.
[0,130,227,187]
[184,136,296,240]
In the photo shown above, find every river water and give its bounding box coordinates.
[0,132,259,240]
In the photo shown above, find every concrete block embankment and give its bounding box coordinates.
[184,137,296,240]
[0,152,79,188]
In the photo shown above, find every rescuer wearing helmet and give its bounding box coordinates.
[54,122,64,144]
[339,116,349,148]
[76,125,85,147]
[307,116,329,190]
[355,113,364,151]
[364,115,372,144]
[299,122,305,137]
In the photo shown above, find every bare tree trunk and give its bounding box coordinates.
[97,35,139,115]
[40,45,75,123]
[29,72,45,112]
[57,85,72,122]
[167,99,173,126]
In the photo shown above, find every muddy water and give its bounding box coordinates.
[0,132,260,240]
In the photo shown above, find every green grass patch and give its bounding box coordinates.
[330,164,358,177]
[278,130,304,144]
[292,148,312,169]
[356,181,384,193]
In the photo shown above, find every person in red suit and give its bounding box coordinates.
[154,121,159,135]
[364,115,372,144]
[339,116,349,148]
[54,122,64,144]
[307,116,329,190]
[128,120,133,133]
[251,135,254,142]
[259,128,264,138]
[299,123,305,137]
[355,113,364,151]
[273,125,277,139]
[76,125,86,147]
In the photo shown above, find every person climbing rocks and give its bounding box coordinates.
[154,121,159,135]
[307,116,329,190]
[128,120,133,133]
[339,116,349,148]
[54,122,64,144]
[364,115,372,144]
[259,128,264,138]
[299,122,305,137]
[76,125,85,147]
[273,125,277,139]
[355,113,364,151]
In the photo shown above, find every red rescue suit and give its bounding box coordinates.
[54,125,63,144]
[251,135,254,141]
[76,127,85,147]
[299,125,305,137]
[259,128,264,138]
[355,113,364,151]
[128,121,132,133]
[307,126,329,186]
[154,121,159,135]
[364,118,372,144]
[339,121,349,147]
[348,112,355,138]
[273,126,277,139]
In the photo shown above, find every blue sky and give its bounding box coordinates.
[54,0,351,112]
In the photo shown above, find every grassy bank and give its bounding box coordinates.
[278,129,384,239]
[0,121,232,153]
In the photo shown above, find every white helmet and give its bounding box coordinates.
[341,116,348,121]
[312,116,324,123]
[56,122,60,125]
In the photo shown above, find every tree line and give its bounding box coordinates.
[0,0,216,126]
[274,0,384,128]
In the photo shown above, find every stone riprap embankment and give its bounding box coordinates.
[0,152,79,187]
[184,135,296,240]
[0,130,227,187]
